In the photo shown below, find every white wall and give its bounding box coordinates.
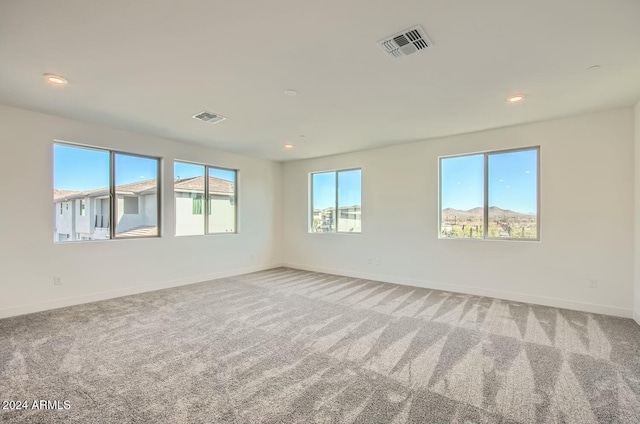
[209,196,235,233]
[635,101,640,325]
[175,193,205,236]
[283,108,635,318]
[55,201,73,238]
[75,199,91,235]
[0,104,282,318]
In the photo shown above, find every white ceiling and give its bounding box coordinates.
[1,0,639,161]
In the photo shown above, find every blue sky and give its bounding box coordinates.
[440,150,537,214]
[55,144,533,213]
[53,144,234,191]
[313,169,361,210]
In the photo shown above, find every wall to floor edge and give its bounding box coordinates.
[2,104,639,322]
[0,263,284,319]
[0,104,283,318]
[283,108,636,319]
[635,100,640,326]
[284,262,632,318]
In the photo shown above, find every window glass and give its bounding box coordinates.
[311,172,337,233]
[114,153,159,238]
[488,150,538,239]
[311,169,362,233]
[439,148,539,240]
[440,154,484,238]
[174,162,205,236]
[53,144,110,242]
[208,167,236,234]
[337,169,362,233]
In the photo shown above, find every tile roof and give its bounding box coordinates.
[174,176,235,194]
[53,189,81,202]
[113,179,158,195]
[53,176,234,203]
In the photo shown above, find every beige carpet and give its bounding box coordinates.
[1,267,639,423]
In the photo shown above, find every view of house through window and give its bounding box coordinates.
[114,153,158,237]
[53,143,160,242]
[439,147,539,240]
[174,161,237,236]
[311,169,361,233]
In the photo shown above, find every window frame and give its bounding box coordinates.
[309,167,362,234]
[438,146,540,241]
[54,141,162,242]
[173,160,238,236]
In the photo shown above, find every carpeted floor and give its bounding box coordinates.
[1,268,639,423]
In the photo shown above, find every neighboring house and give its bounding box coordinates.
[173,176,236,236]
[312,205,361,232]
[53,176,234,241]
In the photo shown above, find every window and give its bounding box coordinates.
[53,143,161,243]
[123,197,139,214]
[310,169,361,233]
[174,161,237,236]
[439,147,539,240]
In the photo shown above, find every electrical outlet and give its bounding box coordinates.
[367,258,373,265]
[53,276,62,286]
[587,279,598,289]
[375,258,382,266]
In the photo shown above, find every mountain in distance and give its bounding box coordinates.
[442,206,534,218]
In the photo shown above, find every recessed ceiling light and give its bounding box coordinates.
[284,144,294,149]
[284,89,298,96]
[507,94,524,103]
[44,74,67,86]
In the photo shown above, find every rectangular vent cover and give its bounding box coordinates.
[378,25,432,59]
[192,111,227,124]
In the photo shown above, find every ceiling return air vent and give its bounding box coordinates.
[378,25,432,59]
[192,111,227,124]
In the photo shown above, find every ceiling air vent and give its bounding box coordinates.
[192,111,226,124]
[378,25,432,59]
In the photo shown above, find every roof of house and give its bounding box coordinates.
[174,176,235,194]
[53,189,81,202]
[53,176,234,203]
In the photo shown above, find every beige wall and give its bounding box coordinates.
[283,108,635,317]
[2,103,638,320]
[0,104,282,318]
[635,101,640,324]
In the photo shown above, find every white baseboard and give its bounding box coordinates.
[634,311,640,326]
[284,263,633,319]
[0,263,284,319]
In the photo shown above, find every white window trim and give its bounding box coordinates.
[53,141,162,243]
[309,168,362,234]
[173,160,238,236]
[438,146,540,242]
